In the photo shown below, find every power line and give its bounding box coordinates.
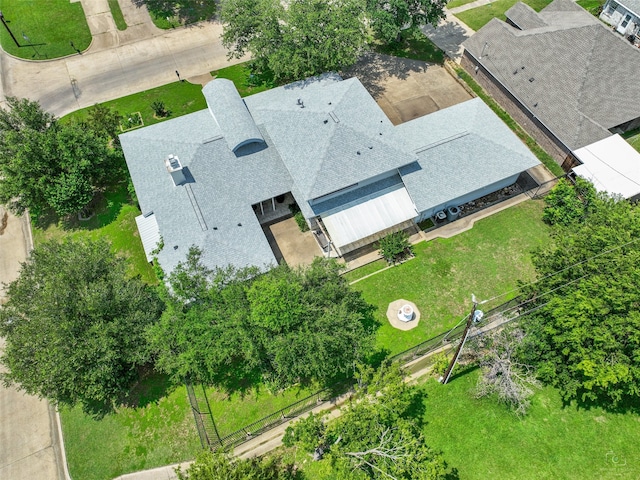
[478,237,640,307]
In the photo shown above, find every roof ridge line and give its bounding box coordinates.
[414,132,470,154]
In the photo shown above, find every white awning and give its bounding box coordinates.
[322,186,417,248]
[573,134,640,199]
[135,213,161,262]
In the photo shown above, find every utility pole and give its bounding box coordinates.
[440,297,480,384]
[0,11,20,47]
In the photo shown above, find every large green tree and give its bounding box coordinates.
[367,0,447,44]
[176,451,301,480]
[284,362,451,479]
[0,97,122,217]
[147,248,376,390]
[0,239,163,413]
[221,0,367,81]
[519,179,640,408]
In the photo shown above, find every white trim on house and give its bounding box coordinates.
[573,134,640,199]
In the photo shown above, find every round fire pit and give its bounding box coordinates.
[386,299,420,331]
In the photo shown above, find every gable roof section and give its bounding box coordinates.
[618,0,640,16]
[396,98,540,213]
[463,0,640,150]
[245,76,416,200]
[506,3,549,29]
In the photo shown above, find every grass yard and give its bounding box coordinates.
[108,0,128,31]
[623,128,640,153]
[0,0,91,59]
[454,66,564,176]
[32,184,157,284]
[146,0,217,29]
[350,200,550,356]
[577,0,605,15]
[374,28,445,64]
[206,383,317,439]
[62,80,207,130]
[61,375,201,480]
[456,0,553,30]
[420,367,640,479]
[211,63,277,98]
[447,0,481,8]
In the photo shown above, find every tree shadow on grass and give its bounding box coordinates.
[33,182,130,233]
[121,366,177,409]
[562,389,640,416]
[133,0,217,26]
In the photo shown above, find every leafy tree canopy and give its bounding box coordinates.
[0,97,123,217]
[0,238,164,414]
[147,248,376,391]
[367,0,447,44]
[176,451,301,480]
[519,179,640,409]
[284,362,452,479]
[221,0,367,81]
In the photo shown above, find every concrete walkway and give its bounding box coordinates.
[421,8,476,62]
[448,0,494,14]
[0,1,245,117]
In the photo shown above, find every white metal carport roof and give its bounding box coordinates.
[321,185,417,248]
[135,213,161,262]
[573,134,640,199]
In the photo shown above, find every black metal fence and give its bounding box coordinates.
[186,296,526,452]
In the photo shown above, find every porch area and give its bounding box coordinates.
[253,192,295,225]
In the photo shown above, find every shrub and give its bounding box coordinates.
[288,203,309,232]
[378,231,413,264]
[431,352,450,376]
[151,100,170,118]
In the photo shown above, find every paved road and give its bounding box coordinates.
[0,0,245,117]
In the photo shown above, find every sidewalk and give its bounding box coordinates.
[0,4,245,117]
[421,9,476,62]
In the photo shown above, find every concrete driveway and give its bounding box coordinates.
[0,210,67,480]
[345,53,472,125]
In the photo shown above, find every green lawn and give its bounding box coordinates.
[344,259,388,283]
[0,0,91,59]
[454,67,564,176]
[374,28,445,64]
[576,0,605,15]
[61,375,201,480]
[206,384,317,439]
[146,0,217,29]
[456,0,553,30]
[62,80,207,130]
[623,128,640,153]
[108,0,127,31]
[32,184,157,284]
[420,368,640,479]
[447,0,481,9]
[350,200,550,355]
[211,63,277,98]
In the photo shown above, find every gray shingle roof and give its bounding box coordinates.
[203,79,265,153]
[245,76,415,199]
[506,3,549,29]
[463,0,640,150]
[396,98,539,212]
[122,76,539,274]
[121,111,292,274]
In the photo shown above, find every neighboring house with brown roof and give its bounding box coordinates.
[461,0,640,164]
